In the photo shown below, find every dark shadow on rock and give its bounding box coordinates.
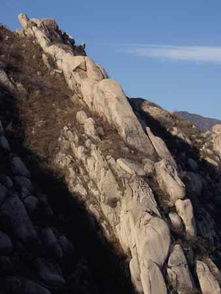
[0,85,137,294]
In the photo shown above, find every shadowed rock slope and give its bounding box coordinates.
[0,13,221,294]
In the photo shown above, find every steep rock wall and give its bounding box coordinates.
[0,14,221,294]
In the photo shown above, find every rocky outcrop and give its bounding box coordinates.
[17,13,155,157]
[146,127,176,167]
[196,260,221,294]
[55,123,171,293]
[212,124,221,158]
[0,14,221,294]
[0,119,101,294]
[175,199,196,239]
[155,159,185,206]
[167,244,194,293]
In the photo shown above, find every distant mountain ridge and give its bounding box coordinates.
[174,111,221,131]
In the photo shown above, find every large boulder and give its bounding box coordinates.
[92,79,156,156]
[135,216,170,267]
[0,193,38,245]
[175,199,196,239]
[40,227,62,258]
[146,127,176,167]
[34,258,65,287]
[0,135,10,151]
[18,13,29,29]
[140,260,167,294]
[212,124,221,157]
[119,195,170,293]
[10,156,31,178]
[212,124,221,134]
[168,212,183,233]
[196,260,221,294]
[155,159,185,205]
[0,68,16,92]
[167,244,194,293]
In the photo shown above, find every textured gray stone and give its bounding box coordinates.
[40,227,62,258]
[34,258,65,287]
[196,260,221,294]
[0,135,10,151]
[23,279,51,294]
[175,199,196,239]
[155,159,185,205]
[0,231,13,255]
[23,196,39,213]
[117,158,145,176]
[0,193,38,244]
[11,156,31,178]
[168,212,183,233]
[167,244,194,293]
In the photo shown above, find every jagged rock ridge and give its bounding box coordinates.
[0,13,221,294]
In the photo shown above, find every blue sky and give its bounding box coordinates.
[1,0,221,119]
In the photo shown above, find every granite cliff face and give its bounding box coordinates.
[0,14,221,294]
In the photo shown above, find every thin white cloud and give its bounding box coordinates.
[122,44,221,63]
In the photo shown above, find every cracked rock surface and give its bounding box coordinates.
[0,14,221,294]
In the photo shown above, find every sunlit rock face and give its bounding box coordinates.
[212,124,221,158]
[0,13,220,294]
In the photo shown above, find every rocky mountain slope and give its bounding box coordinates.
[175,111,221,131]
[0,13,221,294]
